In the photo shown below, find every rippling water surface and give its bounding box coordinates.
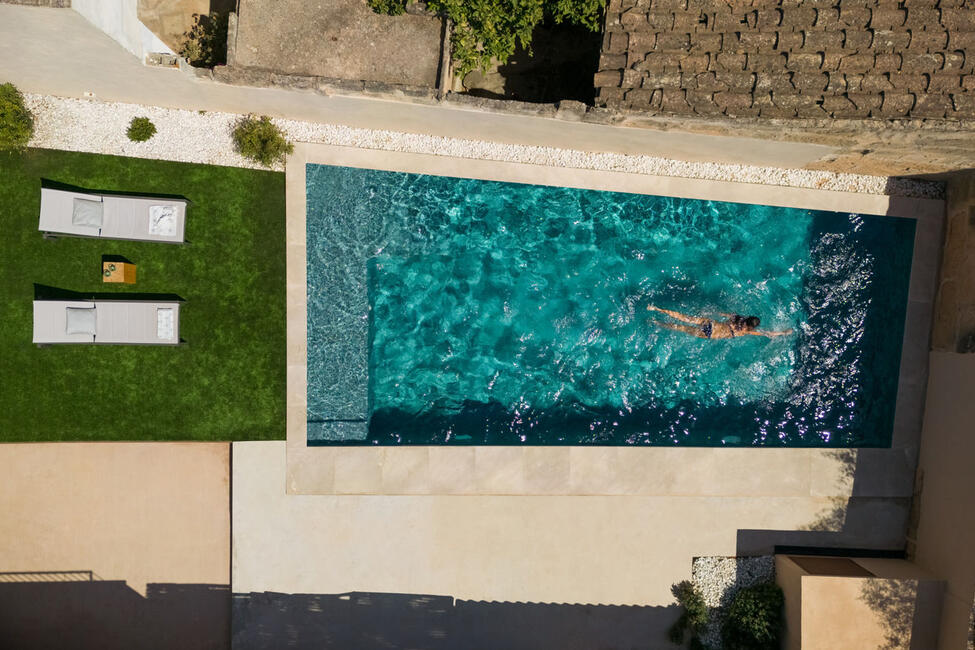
[306,165,915,446]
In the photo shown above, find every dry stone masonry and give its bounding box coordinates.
[595,0,975,119]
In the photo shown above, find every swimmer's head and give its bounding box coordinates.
[731,314,761,330]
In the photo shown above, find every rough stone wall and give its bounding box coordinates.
[595,0,975,119]
[0,0,70,6]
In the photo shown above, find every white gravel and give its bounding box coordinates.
[692,555,776,649]
[25,93,942,199]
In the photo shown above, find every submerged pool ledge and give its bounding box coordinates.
[286,143,943,495]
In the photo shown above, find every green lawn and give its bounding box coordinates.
[0,149,286,441]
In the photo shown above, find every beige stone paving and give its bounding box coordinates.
[236,441,910,608]
[0,442,230,595]
[286,143,943,497]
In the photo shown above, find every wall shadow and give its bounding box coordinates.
[33,283,185,303]
[232,591,678,650]
[40,178,190,203]
[0,579,229,650]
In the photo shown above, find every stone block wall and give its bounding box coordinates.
[595,0,975,119]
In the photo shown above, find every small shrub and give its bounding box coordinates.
[180,12,228,68]
[0,82,34,151]
[368,0,408,14]
[126,116,156,142]
[232,115,293,167]
[668,580,709,646]
[721,582,784,650]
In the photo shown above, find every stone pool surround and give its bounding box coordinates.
[286,142,944,496]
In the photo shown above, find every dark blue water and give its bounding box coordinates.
[306,165,915,446]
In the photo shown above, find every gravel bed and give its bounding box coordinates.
[25,94,943,199]
[692,555,776,649]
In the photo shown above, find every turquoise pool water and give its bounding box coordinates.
[306,164,916,446]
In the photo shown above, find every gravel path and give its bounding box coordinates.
[25,93,942,199]
[692,555,776,649]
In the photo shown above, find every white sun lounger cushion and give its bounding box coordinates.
[72,198,104,227]
[149,205,177,236]
[156,307,175,340]
[65,306,96,335]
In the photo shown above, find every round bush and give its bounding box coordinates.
[127,116,157,142]
[721,582,784,650]
[0,82,35,151]
[232,115,293,167]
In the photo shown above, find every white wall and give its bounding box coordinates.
[71,0,172,61]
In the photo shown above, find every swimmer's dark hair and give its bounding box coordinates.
[731,314,761,329]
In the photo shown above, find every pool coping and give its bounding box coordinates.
[286,142,943,496]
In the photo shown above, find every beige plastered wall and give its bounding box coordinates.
[0,442,230,595]
[777,555,944,650]
[912,352,975,650]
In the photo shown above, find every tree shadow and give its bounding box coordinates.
[736,448,910,556]
[0,576,229,650]
[462,22,601,104]
[232,590,679,650]
[859,578,918,650]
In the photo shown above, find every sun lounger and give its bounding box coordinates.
[38,187,187,243]
[33,300,181,345]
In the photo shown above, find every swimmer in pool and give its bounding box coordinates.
[647,305,793,339]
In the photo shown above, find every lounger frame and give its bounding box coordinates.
[39,187,188,244]
[32,299,184,347]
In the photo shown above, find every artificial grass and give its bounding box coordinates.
[0,149,286,441]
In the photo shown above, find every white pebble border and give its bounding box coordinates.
[692,555,776,649]
[25,93,943,200]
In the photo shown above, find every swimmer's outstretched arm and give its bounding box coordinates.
[742,328,794,338]
[646,305,708,325]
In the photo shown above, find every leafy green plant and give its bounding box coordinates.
[550,0,605,30]
[231,115,293,167]
[369,0,606,77]
[368,0,408,15]
[668,580,709,647]
[126,117,157,142]
[180,12,229,68]
[0,83,34,151]
[721,582,784,650]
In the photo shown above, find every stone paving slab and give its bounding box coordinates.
[596,0,975,120]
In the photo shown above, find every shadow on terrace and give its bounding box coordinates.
[0,573,229,650]
[232,590,678,650]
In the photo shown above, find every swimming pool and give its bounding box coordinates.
[306,164,915,447]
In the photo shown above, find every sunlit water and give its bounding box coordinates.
[306,165,915,446]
